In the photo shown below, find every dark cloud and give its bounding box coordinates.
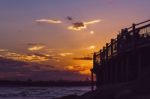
[0,57,54,72]
[73,56,92,60]
[27,43,45,46]
[0,57,87,81]
[0,57,29,72]
[73,22,85,28]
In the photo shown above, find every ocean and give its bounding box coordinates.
[0,86,90,99]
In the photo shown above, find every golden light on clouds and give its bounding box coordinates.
[65,63,91,75]
[59,53,73,57]
[68,25,87,31]
[0,46,94,76]
[68,19,101,31]
[84,19,101,25]
[10,53,48,62]
[35,18,102,35]
[20,54,49,62]
[0,49,49,63]
[28,45,45,51]
[35,19,62,24]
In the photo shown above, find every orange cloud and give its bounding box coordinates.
[59,53,73,57]
[19,54,49,62]
[65,64,91,75]
[27,43,45,51]
[28,45,45,51]
[0,49,50,63]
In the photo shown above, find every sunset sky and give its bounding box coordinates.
[0,0,149,81]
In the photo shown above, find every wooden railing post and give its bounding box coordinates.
[91,52,96,91]
[106,43,109,60]
[90,69,94,91]
[138,53,142,81]
[93,52,96,67]
[111,39,114,57]
[132,23,136,34]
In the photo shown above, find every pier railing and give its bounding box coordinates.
[93,20,150,68]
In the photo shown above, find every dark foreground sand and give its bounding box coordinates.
[55,67,150,99]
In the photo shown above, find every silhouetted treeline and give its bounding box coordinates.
[0,80,95,87]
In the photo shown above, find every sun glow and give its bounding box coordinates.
[65,60,92,75]
[90,30,94,35]
[88,45,96,50]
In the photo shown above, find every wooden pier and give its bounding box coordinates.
[92,20,150,89]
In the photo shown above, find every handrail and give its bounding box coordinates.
[94,20,150,64]
[136,19,150,26]
[127,19,150,30]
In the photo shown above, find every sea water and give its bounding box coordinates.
[0,86,90,99]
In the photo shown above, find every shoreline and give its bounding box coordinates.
[55,67,150,99]
[0,80,92,87]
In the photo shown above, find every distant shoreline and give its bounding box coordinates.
[0,80,94,87]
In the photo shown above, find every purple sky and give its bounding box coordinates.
[0,0,149,81]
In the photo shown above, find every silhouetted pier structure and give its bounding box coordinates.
[91,20,150,89]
